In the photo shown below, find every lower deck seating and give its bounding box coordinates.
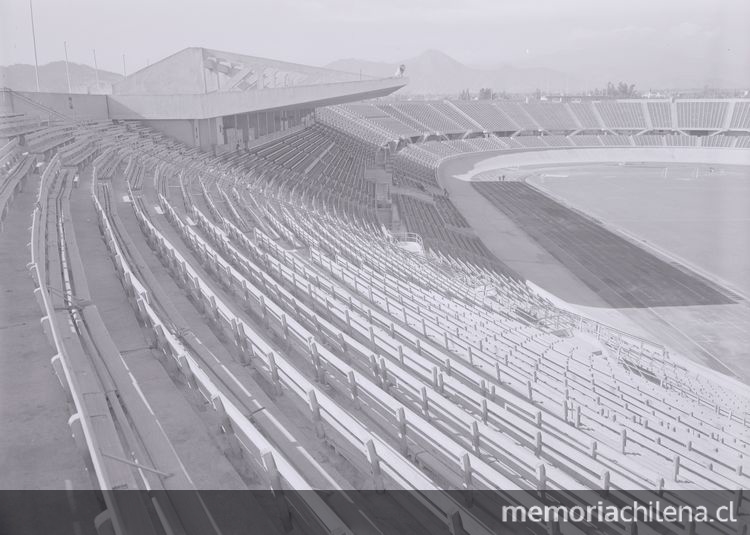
[4,116,750,511]
[237,124,379,225]
[394,193,508,271]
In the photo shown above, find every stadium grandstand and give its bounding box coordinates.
[2,43,750,535]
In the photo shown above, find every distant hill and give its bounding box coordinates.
[0,61,123,94]
[326,49,579,95]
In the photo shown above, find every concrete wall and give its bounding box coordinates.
[444,147,750,181]
[142,119,196,146]
[112,48,207,95]
[4,91,109,121]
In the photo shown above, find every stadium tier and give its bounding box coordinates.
[2,90,750,535]
[648,101,674,129]
[522,102,580,131]
[452,100,519,131]
[676,101,730,130]
[593,101,647,130]
[328,99,750,142]
[730,101,750,130]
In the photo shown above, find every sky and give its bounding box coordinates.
[1,0,749,87]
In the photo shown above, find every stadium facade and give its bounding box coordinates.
[1,46,407,150]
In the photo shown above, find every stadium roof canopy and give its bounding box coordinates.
[114,47,382,95]
[108,47,406,120]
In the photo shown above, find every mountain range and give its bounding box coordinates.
[0,51,579,96]
[2,49,745,97]
[326,50,579,95]
[0,61,122,94]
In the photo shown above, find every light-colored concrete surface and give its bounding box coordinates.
[69,167,247,490]
[0,181,93,490]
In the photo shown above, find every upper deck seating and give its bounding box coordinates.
[729,102,750,129]
[390,102,465,133]
[594,101,647,130]
[450,101,518,131]
[523,102,579,131]
[647,101,673,129]
[676,101,729,130]
[567,101,603,129]
[493,102,539,130]
[376,104,431,133]
[430,101,479,131]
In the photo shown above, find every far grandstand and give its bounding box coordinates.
[2,41,750,535]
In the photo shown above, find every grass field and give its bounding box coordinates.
[473,180,735,308]
[526,163,750,297]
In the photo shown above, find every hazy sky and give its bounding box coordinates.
[1,0,749,86]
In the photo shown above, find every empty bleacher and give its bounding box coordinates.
[430,101,480,131]
[633,134,665,146]
[394,193,495,261]
[389,102,467,133]
[323,98,750,141]
[451,101,518,132]
[569,134,604,147]
[701,135,736,148]
[567,101,603,129]
[647,101,673,129]
[0,113,46,138]
[0,140,35,230]
[493,101,539,130]
[594,101,647,130]
[729,101,750,130]
[513,136,549,148]
[676,101,729,130]
[522,102,579,131]
[665,134,697,147]
[599,134,633,146]
[3,101,750,535]
[540,135,573,147]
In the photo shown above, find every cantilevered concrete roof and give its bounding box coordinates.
[108,47,406,119]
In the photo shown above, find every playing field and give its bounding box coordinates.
[525,163,750,297]
[440,157,750,381]
[473,180,735,308]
